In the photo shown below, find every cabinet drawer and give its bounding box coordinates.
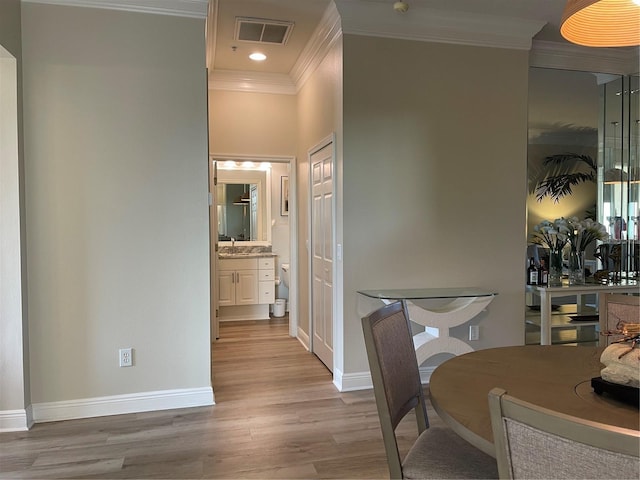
[218,258,257,271]
[259,269,274,281]
[259,281,275,304]
[258,257,274,270]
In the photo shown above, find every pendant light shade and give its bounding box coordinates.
[560,0,640,47]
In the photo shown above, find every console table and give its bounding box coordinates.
[357,288,497,364]
[526,282,638,345]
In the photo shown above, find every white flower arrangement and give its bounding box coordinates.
[530,218,571,253]
[566,216,609,252]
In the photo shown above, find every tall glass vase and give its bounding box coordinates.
[568,249,585,285]
[548,249,563,287]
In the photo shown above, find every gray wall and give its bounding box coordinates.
[21,3,211,406]
[209,33,530,381]
[341,35,529,374]
[296,38,343,338]
[0,0,21,55]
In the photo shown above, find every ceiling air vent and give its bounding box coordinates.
[234,17,294,45]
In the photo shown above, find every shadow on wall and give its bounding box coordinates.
[527,123,598,232]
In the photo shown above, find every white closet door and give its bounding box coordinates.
[310,141,334,371]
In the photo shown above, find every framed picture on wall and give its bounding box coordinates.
[281,176,289,216]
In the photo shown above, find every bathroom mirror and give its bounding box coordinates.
[216,168,270,243]
[216,183,257,241]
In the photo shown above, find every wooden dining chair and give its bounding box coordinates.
[361,300,498,479]
[598,293,640,346]
[488,387,640,479]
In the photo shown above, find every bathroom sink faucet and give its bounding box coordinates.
[231,237,235,247]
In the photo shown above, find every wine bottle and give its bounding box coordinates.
[538,259,548,286]
[527,257,539,285]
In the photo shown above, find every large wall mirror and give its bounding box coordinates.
[216,166,271,244]
[528,68,639,278]
[527,67,601,232]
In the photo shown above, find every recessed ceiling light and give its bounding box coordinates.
[249,52,266,61]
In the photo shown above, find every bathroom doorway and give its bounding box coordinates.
[208,155,298,342]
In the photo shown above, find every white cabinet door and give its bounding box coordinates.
[218,271,235,306]
[236,270,258,305]
[218,257,273,306]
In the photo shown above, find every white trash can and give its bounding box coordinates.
[273,298,286,317]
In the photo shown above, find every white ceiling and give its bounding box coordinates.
[211,0,331,74]
[208,0,574,77]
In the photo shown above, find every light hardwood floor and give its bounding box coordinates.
[0,318,441,479]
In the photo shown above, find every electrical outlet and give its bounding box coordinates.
[119,348,133,367]
[469,325,479,341]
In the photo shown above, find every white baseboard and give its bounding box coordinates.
[333,368,371,392]
[31,387,214,424]
[0,405,33,432]
[335,366,437,392]
[297,327,310,350]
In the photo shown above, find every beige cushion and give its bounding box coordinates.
[403,425,498,479]
[504,419,640,480]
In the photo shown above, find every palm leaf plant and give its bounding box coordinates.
[529,153,597,203]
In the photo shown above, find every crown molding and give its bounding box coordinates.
[211,1,342,95]
[210,1,640,95]
[334,0,545,50]
[209,70,296,95]
[530,40,640,75]
[21,0,208,18]
[290,1,342,92]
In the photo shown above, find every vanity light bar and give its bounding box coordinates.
[219,161,272,171]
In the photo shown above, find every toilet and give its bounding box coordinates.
[273,263,290,318]
[281,263,290,288]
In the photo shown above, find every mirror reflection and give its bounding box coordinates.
[217,183,257,241]
[216,166,269,243]
[527,68,639,279]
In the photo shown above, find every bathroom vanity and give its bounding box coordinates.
[213,165,280,322]
[217,253,275,321]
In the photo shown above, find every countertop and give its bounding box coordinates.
[218,252,276,259]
